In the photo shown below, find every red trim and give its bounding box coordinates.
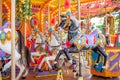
[86,37,88,44]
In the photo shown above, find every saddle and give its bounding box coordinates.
[85,29,98,47]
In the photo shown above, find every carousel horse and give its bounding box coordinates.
[53,15,107,72]
[29,31,46,63]
[37,30,61,71]
[29,30,60,72]
[0,22,31,80]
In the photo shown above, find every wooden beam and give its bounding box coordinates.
[0,0,2,26]
[11,0,16,80]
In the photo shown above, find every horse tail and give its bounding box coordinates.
[16,30,24,54]
[25,46,31,67]
[17,30,30,67]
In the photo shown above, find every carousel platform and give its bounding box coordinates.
[2,65,120,80]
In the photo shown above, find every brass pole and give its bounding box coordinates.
[78,0,80,20]
[0,0,2,26]
[58,0,61,24]
[48,3,50,28]
[78,0,83,80]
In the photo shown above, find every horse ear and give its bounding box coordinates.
[60,15,64,18]
[60,15,66,18]
[60,15,63,17]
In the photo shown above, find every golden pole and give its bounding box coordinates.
[58,0,60,24]
[11,0,16,80]
[39,10,42,32]
[0,0,2,26]
[86,4,90,34]
[78,0,83,80]
[48,3,50,28]
[58,0,62,46]
[24,20,27,46]
[78,0,80,20]
[105,1,107,30]
[50,13,53,25]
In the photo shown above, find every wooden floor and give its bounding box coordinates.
[2,67,120,80]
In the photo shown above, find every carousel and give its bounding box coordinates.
[0,0,120,80]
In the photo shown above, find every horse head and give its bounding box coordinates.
[59,15,68,31]
[59,15,80,41]
[59,15,80,32]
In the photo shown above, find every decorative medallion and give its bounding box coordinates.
[6,31,11,41]
[0,31,6,44]
[0,32,6,40]
[30,15,38,28]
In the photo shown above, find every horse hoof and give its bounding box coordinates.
[76,73,79,77]
[93,64,98,69]
[1,71,7,77]
[52,67,59,71]
[72,60,76,65]
[38,69,43,72]
[100,68,105,72]
[52,64,58,70]
[73,70,76,72]
[48,69,52,72]
[22,76,26,79]
[0,68,2,71]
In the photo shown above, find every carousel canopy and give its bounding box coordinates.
[30,0,120,18]
[4,0,120,18]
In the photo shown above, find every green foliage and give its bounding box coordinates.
[115,14,120,20]
[97,24,105,29]
[16,0,32,21]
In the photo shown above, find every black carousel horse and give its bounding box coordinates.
[53,15,107,72]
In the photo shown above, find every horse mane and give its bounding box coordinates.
[0,22,11,30]
[70,16,80,28]
[68,20,79,33]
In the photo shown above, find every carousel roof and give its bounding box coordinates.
[30,0,120,18]
[4,0,120,18]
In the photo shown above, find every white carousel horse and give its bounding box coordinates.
[29,30,61,71]
[0,22,31,80]
[29,31,46,63]
[39,30,61,70]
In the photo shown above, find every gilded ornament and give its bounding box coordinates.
[6,31,11,41]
